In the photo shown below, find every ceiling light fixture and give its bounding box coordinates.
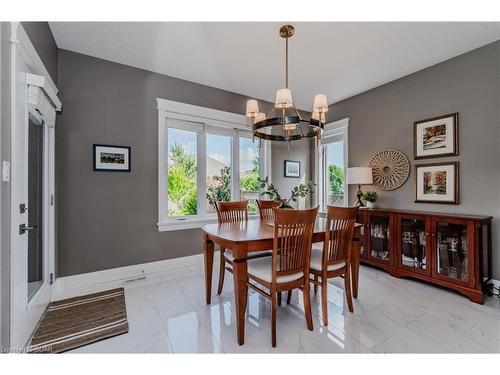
[245,24,327,143]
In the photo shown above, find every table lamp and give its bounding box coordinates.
[347,167,373,207]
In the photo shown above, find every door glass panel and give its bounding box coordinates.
[27,113,44,300]
[370,215,390,261]
[401,218,427,270]
[436,222,468,282]
[206,133,231,213]
[325,141,345,206]
[239,137,260,213]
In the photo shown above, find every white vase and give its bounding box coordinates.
[366,201,375,209]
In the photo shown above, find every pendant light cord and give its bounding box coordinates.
[285,36,288,88]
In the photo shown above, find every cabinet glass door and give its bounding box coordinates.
[435,221,470,283]
[400,217,428,273]
[369,215,391,262]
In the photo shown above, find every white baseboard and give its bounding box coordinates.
[53,252,219,299]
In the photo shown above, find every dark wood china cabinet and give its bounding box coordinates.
[358,208,492,304]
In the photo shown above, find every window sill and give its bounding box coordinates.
[157,214,259,232]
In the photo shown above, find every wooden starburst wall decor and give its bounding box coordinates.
[368,149,410,191]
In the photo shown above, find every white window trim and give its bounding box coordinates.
[157,98,271,232]
[314,118,349,213]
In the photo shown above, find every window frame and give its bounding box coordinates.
[157,98,271,231]
[315,118,349,212]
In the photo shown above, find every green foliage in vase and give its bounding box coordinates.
[363,190,378,203]
[259,176,316,209]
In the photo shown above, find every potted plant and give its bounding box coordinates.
[259,177,316,209]
[363,190,378,208]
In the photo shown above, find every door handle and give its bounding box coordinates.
[19,224,38,235]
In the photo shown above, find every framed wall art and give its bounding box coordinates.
[93,144,131,172]
[284,160,301,178]
[414,162,459,204]
[413,113,458,159]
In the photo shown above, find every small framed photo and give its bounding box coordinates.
[414,113,458,159]
[414,162,459,204]
[284,160,301,178]
[93,144,131,172]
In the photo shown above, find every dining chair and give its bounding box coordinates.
[256,199,289,306]
[310,205,358,326]
[256,199,283,222]
[246,206,319,347]
[215,200,249,295]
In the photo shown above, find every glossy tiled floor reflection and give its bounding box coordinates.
[67,266,500,353]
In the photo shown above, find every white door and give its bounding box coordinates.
[10,78,56,349]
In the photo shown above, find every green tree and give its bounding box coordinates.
[329,165,344,195]
[170,143,196,179]
[168,143,197,216]
[206,166,232,208]
[240,155,260,192]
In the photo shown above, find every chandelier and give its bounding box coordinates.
[245,24,328,143]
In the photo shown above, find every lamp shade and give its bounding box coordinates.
[246,100,260,117]
[275,88,293,109]
[347,167,373,184]
[313,94,328,113]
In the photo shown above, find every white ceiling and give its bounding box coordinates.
[49,22,500,111]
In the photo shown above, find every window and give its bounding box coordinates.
[206,133,232,213]
[318,119,348,211]
[158,99,270,231]
[239,137,260,213]
[167,128,198,217]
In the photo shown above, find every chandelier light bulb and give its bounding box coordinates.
[311,110,326,122]
[254,112,266,123]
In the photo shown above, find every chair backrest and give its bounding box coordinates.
[215,200,248,224]
[257,200,282,222]
[272,207,319,282]
[323,206,359,267]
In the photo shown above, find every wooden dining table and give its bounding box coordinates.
[202,217,362,345]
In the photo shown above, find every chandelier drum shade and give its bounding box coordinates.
[245,25,327,142]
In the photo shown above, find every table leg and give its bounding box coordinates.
[232,258,248,345]
[351,227,361,299]
[204,234,214,305]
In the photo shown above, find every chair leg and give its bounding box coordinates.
[313,275,318,295]
[271,291,277,347]
[321,274,328,326]
[217,248,226,295]
[286,290,292,305]
[302,282,313,331]
[278,292,282,306]
[344,268,354,313]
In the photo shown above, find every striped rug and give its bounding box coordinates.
[28,288,129,353]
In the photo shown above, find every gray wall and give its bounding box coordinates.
[56,50,282,277]
[328,41,500,279]
[271,139,314,209]
[21,22,58,85]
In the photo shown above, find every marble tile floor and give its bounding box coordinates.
[66,265,500,353]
